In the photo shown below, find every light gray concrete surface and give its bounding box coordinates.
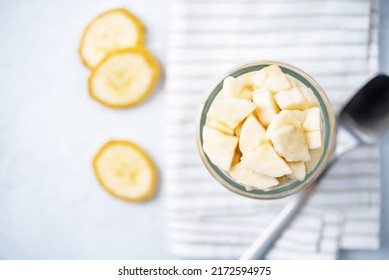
[0,0,172,259]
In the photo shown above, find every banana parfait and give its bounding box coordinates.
[198,62,335,198]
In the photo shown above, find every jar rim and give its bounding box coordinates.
[196,60,336,200]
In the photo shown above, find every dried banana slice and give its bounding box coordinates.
[80,8,145,68]
[93,140,157,202]
[89,47,160,108]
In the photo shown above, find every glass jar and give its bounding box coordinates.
[196,61,336,199]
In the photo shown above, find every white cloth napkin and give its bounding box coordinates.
[165,0,380,259]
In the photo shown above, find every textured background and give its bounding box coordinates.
[0,0,388,259]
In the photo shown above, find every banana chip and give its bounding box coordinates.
[93,140,157,202]
[89,47,160,108]
[80,8,145,68]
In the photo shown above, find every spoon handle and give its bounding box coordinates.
[240,185,316,260]
[240,124,359,260]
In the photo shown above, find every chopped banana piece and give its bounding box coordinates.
[288,161,306,181]
[229,162,279,191]
[93,140,157,202]
[267,111,310,162]
[266,110,306,135]
[237,72,255,84]
[207,98,256,129]
[241,142,292,177]
[223,76,253,100]
[305,130,322,149]
[264,65,291,92]
[223,76,243,98]
[286,74,298,87]
[305,145,324,172]
[239,114,266,154]
[202,126,238,171]
[303,107,322,131]
[250,68,267,88]
[207,117,234,135]
[299,86,319,106]
[253,90,280,126]
[89,47,160,108]
[267,124,310,162]
[274,87,311,110]
[80,8,145,68]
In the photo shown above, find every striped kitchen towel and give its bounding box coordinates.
[165,0,380,259]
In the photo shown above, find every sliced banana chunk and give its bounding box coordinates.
[287,161,306,181]
[229,162,279,191]
[305,130,322,149]
[207,98,256,129]
[241,141,292,177]
[286,74,298,87]
[207,117,234,135]
[303,107,322,131]
[80,8,145,69]
[237,72,255,84]
[202,126,239,171]
[305,145,324,172]
[253,90,280,126]
[299,86,319,106]
[223,76,253,100]
[266,110,306,135]
[89,47,160,108]
[264,65,291,92]
[274,87,309,110]
[239,114,266,154]
[250,68,267,88]
[267,124,310,162]
[93,140,157,202]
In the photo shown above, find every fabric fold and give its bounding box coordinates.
[165,0,380,259]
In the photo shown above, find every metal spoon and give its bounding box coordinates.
[240,74,389,260]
